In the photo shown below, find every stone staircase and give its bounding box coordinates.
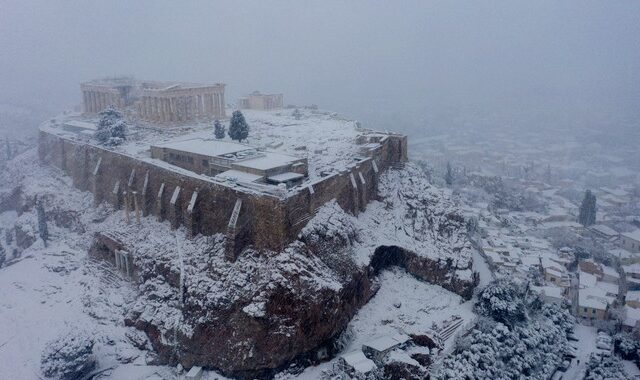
[390,161,406,170]
[437,316,465,342]
[86,257,126,287]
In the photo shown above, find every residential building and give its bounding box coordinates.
[577,287,610,324]
[620,230,640,253]
[626,290,640,309]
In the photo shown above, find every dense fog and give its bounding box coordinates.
[1,1,639,136]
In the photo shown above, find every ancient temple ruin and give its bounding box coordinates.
[81,78,226,123]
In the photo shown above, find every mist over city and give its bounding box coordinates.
[1,1,639,379]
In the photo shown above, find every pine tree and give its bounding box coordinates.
[41,330,95,380]
[36,197,48,246]
[444,162,454,186]
[228,111,249,142]
[5,137,11,160]
[214,120,225,139]
[578,190,597,227]
[0,243,6,268]
[94,106,127,146]
[545,164,552,184]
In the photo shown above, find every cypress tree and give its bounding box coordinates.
[228,111,249,142]
[0,243,5,268]
[36,197,49,246]
[214,120,225,139]
[5,137,11,160]
[578,190,597,226]
[445,162,454,186]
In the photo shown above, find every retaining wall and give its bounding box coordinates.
[38,130,407,255]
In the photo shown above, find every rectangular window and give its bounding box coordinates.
[202,159,208,166]
[583,307,587,312]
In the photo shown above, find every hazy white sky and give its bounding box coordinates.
[1,0,639,130]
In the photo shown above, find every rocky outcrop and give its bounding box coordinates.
[10,143,475,379]
[119,237,376,379]
[14,220,36,249]
[0,186,22,214]
[371,245,476,300]
[110,164,478,378]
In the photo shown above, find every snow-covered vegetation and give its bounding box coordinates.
[436,279,575,380]
[40,330,95,380]
[585,354,628,380]
[94,107,127,146]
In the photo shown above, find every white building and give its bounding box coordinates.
[337,350,377,376]
[589,224,619,242]
[620,230,640,253]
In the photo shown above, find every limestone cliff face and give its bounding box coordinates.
[116,164,476,378]
[2,148,475,379]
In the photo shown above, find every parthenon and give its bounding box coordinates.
[81,78,226,124]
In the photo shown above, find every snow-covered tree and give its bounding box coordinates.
[545,164,552,184]
[214,119,225,139]
[0,243,6,268]
[578,189,597,227]
[41,330,95,380]
[228,110,249,142]
[445,162,454,186]
[475,278,527,326]
[436,300,575,380]
[585,354,628,380]
[613,332,640,361]
[94,106,127,146]
[36,197,48,247]
[465,216,479,236]
[292,108,302,120]
[5,137,11,160]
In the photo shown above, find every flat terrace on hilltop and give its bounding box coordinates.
[39,79,408,259]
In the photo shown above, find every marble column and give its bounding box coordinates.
[92,92,98,113]
[180,96,187,122]
[209,94,216,115]
[219,91,225,117]
[82,92,89,113]
[159,98,166,122]
[198,94,205,116]
[190,95,197,120]
[211,93,217,117]
[141,97,147,118]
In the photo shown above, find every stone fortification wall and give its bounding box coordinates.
[38,130,407,255]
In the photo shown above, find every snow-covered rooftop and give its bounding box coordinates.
[153,138,252,157]
[340,351,377,373]
[589,224,619,237]
[579,271,597,288]
[41,108,386,194]
[578,287,610,310]
[621,230,640,242]
[362,333,411,353]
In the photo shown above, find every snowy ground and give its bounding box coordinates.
[295,267,474,379]
[0,144,475,379]
[563,325,597,379]
[43,108,365,184]
[0,225,151,379]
